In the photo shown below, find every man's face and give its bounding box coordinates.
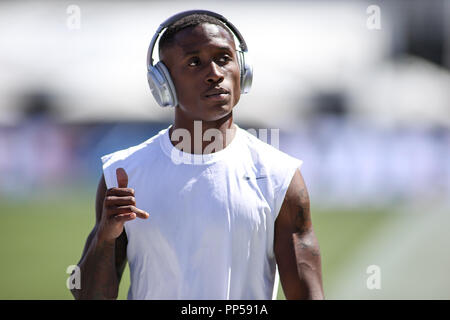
[160,23,241,122]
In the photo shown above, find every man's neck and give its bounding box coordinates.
[169,112,236,155]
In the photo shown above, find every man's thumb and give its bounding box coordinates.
[116,167,128,188]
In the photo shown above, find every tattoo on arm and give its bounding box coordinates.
[275,170,324,299]
[292,176,322,286]
[294,183,311,234]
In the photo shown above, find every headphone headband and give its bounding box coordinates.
[147,9,248,67]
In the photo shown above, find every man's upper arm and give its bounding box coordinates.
[276,169,312,234]
[274,169,324,299]
[79,174,128,282]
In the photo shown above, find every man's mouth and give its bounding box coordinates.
[204,88,230,98]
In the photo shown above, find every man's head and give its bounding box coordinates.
[158,14,242,122]
[158,14,235,57]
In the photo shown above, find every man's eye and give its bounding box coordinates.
[188,58,200,67]
[217,56,231,64]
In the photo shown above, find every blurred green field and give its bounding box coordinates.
[0,188,391,300]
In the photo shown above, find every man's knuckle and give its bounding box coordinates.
[119,205,132,212]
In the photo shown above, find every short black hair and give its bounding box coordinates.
[158,14,234,56]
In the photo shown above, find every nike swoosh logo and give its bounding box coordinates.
[243,175,267,180]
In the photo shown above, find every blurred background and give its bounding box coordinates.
[0,0,449,299]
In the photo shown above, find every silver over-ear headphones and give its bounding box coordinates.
[147,10,253,108]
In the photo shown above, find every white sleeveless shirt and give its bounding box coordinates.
[101,124,303,300]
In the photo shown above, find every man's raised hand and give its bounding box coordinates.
[97,168,149,243]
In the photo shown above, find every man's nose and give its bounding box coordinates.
[205,62,224,84]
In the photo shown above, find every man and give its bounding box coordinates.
[72,11,324,300]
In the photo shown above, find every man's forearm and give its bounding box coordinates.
[71,233,119,300]
[292,231,324,299]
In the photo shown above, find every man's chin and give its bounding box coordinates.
[176,101,235,122]
[202,103,234,122]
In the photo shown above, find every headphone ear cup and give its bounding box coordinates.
[147,62,178,107]
[237,51,253,94]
